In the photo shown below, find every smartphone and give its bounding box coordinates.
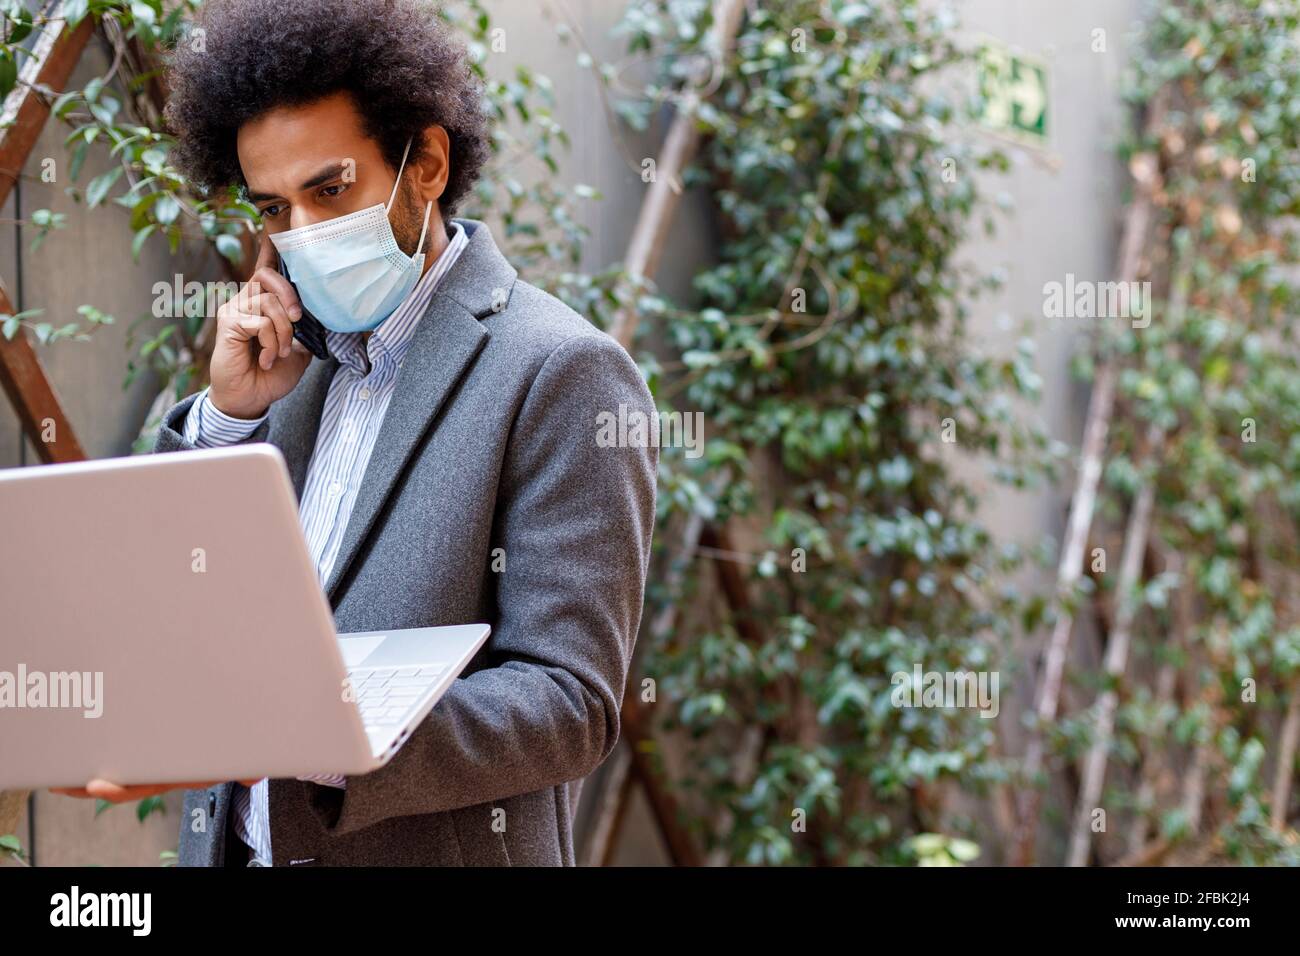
[277,259,331,360]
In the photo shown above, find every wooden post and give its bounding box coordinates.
[0,3,94,463]
[0,287,85,463]
[1010,91,1169,866]
[1065,431,1159,866]
[0,3,95,209]
[607,0,746,350]
[580,0,747,866]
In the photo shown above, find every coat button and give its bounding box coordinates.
[208,792,217,817]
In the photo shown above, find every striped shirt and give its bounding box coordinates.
[182,221,468,865]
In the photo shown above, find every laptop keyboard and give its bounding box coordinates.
[348,663,449,730]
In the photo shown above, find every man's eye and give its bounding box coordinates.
[260,204,284,218]
[321,184,347,198]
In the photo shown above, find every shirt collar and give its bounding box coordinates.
[325,220,470,374]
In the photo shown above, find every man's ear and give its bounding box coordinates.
[414,126,451,204]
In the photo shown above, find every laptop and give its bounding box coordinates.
[0,443,491,790]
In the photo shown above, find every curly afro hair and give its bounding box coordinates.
[164,0,490,216]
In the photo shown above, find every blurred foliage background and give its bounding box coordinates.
[610,0,1058,866]
[1069,0,1300,865]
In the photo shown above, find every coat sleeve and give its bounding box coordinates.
[152,387,271,453]
[310,331,658,835]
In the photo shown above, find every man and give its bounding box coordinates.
[52,0,657,866]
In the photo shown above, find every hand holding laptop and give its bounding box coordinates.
[50,778,261,803]
[39,242,305,802]
[0,447,490,793]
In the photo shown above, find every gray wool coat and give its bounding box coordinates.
[151,218,657,866]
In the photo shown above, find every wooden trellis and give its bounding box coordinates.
[1009,91,1169,866]
[585,0,748,867]
[0,3,93,467]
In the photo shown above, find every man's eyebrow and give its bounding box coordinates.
[246,162,349,203]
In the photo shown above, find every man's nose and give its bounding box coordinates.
[287,207,339,231]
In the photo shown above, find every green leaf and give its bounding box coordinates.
[68,141,89,182]
[130,0,159,28]
[136,794,165,822]
[63,0,90,27]
[89,96,121,126]
[910,833,945,855]
[140,147,168,171]
[215,233,243,264]
[948,838,981,862]
[0,52,16,100]
[77,304,115,326]
[131,224,155,261]
[86,167,124,208]
[7,7,32,44]
[154,194,181,225]
[52,90,82,119]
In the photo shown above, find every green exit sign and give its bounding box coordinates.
[977,42,1048,143]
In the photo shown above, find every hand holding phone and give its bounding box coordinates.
[205,234,315,420]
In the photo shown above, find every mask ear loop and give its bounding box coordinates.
[414,200,433,258]
[386,135,434,258]
[385,136,414,214]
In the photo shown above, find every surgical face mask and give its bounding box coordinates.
[269,137,432,334]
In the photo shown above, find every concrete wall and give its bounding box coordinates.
[958,0,1142,552]
[478,0,714,304]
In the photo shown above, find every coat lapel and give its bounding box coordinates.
[268,355,339,499]
[322,300,487,601]
[319,218,514,603]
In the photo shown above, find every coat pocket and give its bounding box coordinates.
[451,802,512,866]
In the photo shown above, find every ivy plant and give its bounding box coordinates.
[609,0,1057,865]
[1068,0,1300,866]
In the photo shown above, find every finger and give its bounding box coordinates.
[83,779,225,801]
[239,236,300,320]
[234,314,281,371]
[287,338,314,368]
[227,309,263,342]
[228,313,277,369]
[249,265,302,323]
[253,230,279,274]
[83,780,165,802]
[250,291,294,358]
[250,315,280,371]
